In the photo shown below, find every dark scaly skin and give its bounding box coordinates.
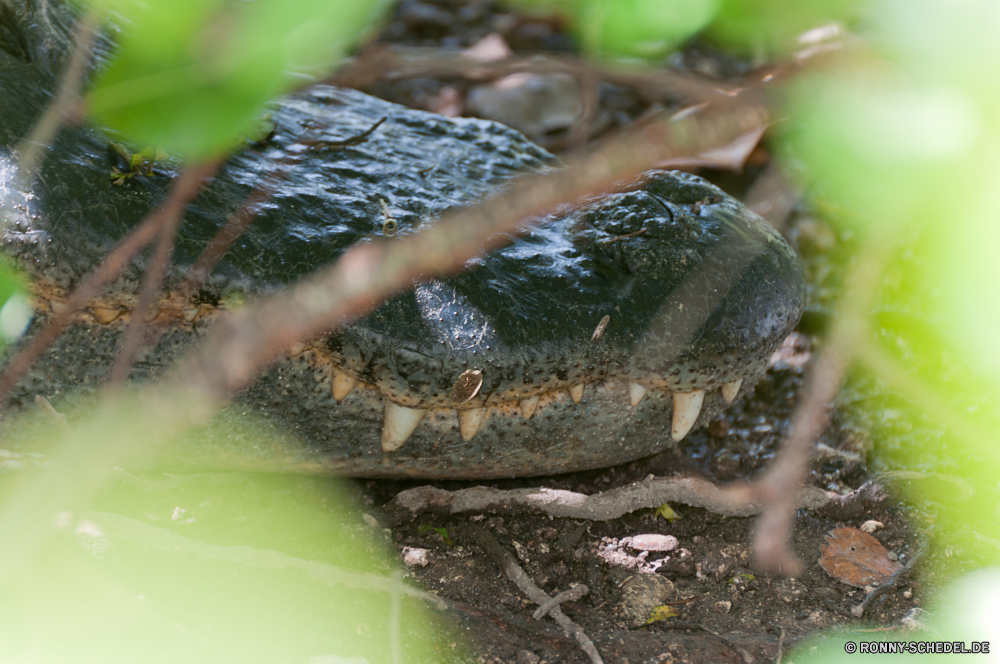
[0,2,806,478]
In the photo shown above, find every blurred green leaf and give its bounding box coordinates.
[710,0,864,56]
[572,0,720,60]
[0,262,28,345]
[86,0,391,159]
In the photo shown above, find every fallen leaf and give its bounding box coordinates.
[819,527,903,588]
[646,604,679,624]
[655,503,682,523]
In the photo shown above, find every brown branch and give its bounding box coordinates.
[0,163,215,403]
[751,230,897,575]
[107,162,219,389]
[387,477,835,523]
[173,116,386,303]
[15,9,99,178]
[0,100,767,586]
[469,525,604,664]
[329,45,732,104]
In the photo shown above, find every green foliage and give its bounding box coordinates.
[0,262,28,346]
[710,0,864,56]
[573,0,720,60]
[86,0,391,159]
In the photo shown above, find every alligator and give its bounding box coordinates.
[0,2,806,478]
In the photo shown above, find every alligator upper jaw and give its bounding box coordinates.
[301,343,750,452]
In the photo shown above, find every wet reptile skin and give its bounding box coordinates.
[0,3,806,478]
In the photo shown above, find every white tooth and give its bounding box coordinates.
[721,378,743,404]
[381,402,426,452]
[570,384,584,404]
[520,396,540,420]
[629,382,647,407]
[289,342,305,356]
[332,371,359,401]
[672,389,705,441]
[458,407,490,441]
[182,307,200,323]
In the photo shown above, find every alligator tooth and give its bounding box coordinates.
[458,407,489,441]
[49,300,68,315]
[721,378,743,404]
[332,371,359,401]
[381,402,426,452]
[629,382,647,407]
[182,307,200,323]
[520,396,540,420]
[570,384,585,404]
[289,342,305,356]
[671,389,705,441]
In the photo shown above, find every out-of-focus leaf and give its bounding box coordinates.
[0,262,29,344]
[710,0,864,56]
[86,0,391,159]
[572,0,720,60]
[0,409,451,663]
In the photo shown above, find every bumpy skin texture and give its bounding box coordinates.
[0,3,806,478]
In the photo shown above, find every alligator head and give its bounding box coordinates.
[0,5,806,478]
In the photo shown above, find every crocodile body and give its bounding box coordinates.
[0,3,806,478]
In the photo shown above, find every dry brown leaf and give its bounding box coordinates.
[818,527,903,588]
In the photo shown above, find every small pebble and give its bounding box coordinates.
[403,547,429,567]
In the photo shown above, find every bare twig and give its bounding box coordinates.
[107,162,219,389]
[389,477,835,523]
[0,96,768,586]
[0,163,217,403]
[329,45,734,105]
[533,584,589,620]
[469,525,604,664]
[173,116,386,303]
[15,9,98,178]
[752,230,897,574]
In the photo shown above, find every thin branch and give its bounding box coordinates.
[469,525,604,664]
[0,100,768,586]
[15,9,99,178]
[107,161,219,389]
[388,477,835,523]
[751,230,897,574]
[0,162,216,403]
[173,117,386,303]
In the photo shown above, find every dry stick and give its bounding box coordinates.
[331,45,747,106]
[107,162,219,389]
[173,117,386,303]
[389,478,835,522]
[14,10,98,178]
[0,101,766,587]
[0,167,212,403]
[166,99,769,400]
[751,230,896,575]
[469,525,604,664]
[533,584,589,620]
